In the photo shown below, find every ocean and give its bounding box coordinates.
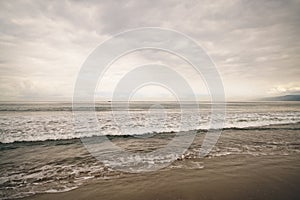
[0,102,300,199]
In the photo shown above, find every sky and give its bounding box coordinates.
[0,0,300,101]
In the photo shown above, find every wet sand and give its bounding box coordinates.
[25,153,300,200]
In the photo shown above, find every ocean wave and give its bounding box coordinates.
[1,103,300,144]
[1,121,300,145]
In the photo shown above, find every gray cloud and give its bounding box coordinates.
[0,0,299,101]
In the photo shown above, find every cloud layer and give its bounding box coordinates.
[0,0,300,101]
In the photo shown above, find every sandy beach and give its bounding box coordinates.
[25,153,300,200]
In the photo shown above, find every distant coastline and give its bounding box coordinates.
[259,95,300,101]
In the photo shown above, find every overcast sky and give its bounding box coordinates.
[1,0,300,101]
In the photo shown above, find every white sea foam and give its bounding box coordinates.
[0,108,300,143]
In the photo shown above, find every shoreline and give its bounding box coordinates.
[24,154,300,200]
[1,113,299,200]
